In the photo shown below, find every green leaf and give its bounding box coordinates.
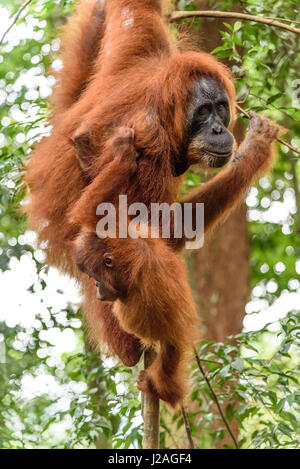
[231,358,244,372]
[219,364,230,378]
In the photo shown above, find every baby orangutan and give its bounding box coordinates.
[73,229,199,407]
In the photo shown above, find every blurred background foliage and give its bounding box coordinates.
[0,0,299,449]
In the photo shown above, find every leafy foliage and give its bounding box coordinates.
[189,311,300,449]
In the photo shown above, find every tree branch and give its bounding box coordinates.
[265,17,300,26]
[236,104,300,156]
[142,348,160,449]
[0,0,33,46]
[181,405,195,449]
[194,347,239,449]
[170,11,300,35]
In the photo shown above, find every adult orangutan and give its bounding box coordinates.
[24,0,279,405]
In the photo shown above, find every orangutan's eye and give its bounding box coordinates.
[104,253,114,268]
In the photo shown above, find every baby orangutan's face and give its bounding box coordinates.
[73,231,128,302]
[93,252,120,302]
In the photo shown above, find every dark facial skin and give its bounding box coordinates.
[93,253,121,302]
[186,76,235,169]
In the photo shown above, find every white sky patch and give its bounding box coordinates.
[244,291,300,331]
[0,7,44,47]
[0,232,81,355]
[0,252,81,329]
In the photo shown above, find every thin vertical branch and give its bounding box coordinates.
[142,348,160,449]
[193,347,239,449]
[181,405,195,449]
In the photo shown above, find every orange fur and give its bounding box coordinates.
[74,230,199,406]
[50,0,106,118]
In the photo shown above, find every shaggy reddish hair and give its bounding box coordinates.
[24,1,278,405]
[74,229,199,406]
[23,0,233,366]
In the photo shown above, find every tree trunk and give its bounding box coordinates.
[142,349,160,449]
[189,204,250,341]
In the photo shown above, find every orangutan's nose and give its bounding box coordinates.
[96,281,101,299]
